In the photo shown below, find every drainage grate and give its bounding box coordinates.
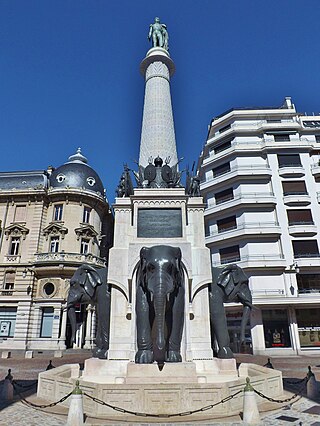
[276,415,300,422]
[303,405,320,415]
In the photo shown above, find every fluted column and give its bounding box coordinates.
[139,47,177,168]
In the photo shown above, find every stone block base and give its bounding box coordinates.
[37,361,283,421]
[1,351,11,359]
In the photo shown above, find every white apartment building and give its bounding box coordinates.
[199,97,320,355]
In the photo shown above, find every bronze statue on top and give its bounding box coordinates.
[148,17,169,51]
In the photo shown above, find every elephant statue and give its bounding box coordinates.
[209,264,252,358]
[135,245,185,364]
[67,263,111,359]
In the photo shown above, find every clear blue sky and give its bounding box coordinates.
[0,0,320,202]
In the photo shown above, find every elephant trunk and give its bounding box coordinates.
[67,305,77,345]
[153,289,167,363]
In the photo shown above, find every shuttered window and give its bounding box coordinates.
[217,216,237,233]
[14,205,26,222]
[274,134,290,142]
[215,188,234,205]
[282,181,307,195]
[278,154,301,168]
[219,245,240,264]
[287,210,313,225]
[293,240,319,258]
[213,162,230,177]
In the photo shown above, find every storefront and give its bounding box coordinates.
[262,309,292,348]
[296,307,320,348]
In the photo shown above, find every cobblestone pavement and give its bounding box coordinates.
[0,352,320,425]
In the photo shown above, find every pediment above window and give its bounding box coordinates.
[43,223,68,240]
[4,224,29,240]
[74,224,98,241]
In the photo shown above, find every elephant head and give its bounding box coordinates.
[135,245,185,364]
[67,263,110,358]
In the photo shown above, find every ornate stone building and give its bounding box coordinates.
[0,149,113,354]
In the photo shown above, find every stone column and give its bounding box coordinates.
[58,306,67,350]
[139,47,177,168]
[84,305,92,349]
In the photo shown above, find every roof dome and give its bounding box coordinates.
[49,148,104,195]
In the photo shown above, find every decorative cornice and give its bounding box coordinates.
[74,224,98,240]
[4,223,29,240]
[43,222,68,240]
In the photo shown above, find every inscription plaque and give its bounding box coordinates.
[137,208,182,238]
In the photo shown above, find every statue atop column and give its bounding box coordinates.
[148,17,169,50]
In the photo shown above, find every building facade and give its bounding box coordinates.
[199,97,320,355]
[0,149,113,354]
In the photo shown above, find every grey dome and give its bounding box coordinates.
[49,148,104,195]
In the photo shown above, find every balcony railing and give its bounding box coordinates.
[252,289,285,297]
[210,222,280,237]
[294,253,320,259]
[35,252,106,266]
[202,164,271,184]
[213,254,285,266]
[205,192,276,210]
[298,288,320,294]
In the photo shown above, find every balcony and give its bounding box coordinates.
[204,192,276,217]
[278,165,305,177]
[4,255,21,263]
[288,222,317,236]
[311,163,320,178]
[293,254,320,267]
[212,254,286,269]
[283,192,311,206]
[201,164,272,190]
[252,289,285,298]
[34,252,106,266]
[206,222,281,244]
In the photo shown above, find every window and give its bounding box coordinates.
[287,209,313,225]
[214,140,231,154]
[212,162,230,177]
[296,308,320,347]
[293,240,320,258]
[282,181,307,195]
[219,245,240,264]
[217,216,237,233]
[40,307,54,338]
[14,205,26,222]
[80,238,90,254]
[262,309,291,348]
[297,274,320,294]
[83,207,91,224]
[53,204,63,221]
[278,154,302,168]
[9,237,20,256]
[43,282,55,297]
[0,307,17,337]
[316,135,320,143]
[273,134,290,142]
[49,237,60,253]
[219,124,231,133]
[215,188,234,205]
[2,272,15,296]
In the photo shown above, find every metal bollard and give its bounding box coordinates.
[307,366,318,399]
[263,358,274,369]
[2,369,14,401]
[243,377,260,424]
[67,380,84,426]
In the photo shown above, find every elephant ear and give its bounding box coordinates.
[174,248,184,288]
[137,247,149,288]
[80,264,102,298]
